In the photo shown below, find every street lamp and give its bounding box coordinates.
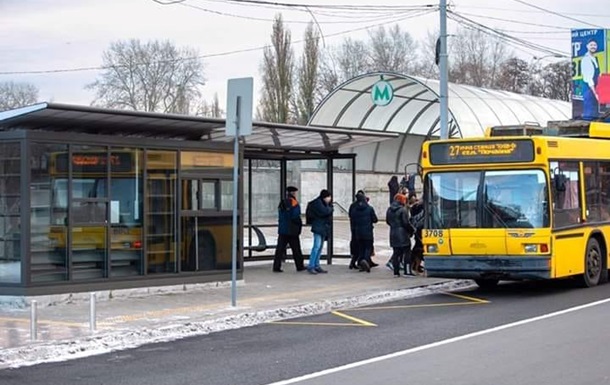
[529,54,564,94]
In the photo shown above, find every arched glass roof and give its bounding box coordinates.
[308,72,571,138]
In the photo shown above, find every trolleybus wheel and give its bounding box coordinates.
[579,238,602,288]
[474,278,499,290]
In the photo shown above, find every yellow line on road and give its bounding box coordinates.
[331,311,377,327]
[442,291,490,304]
[268,321,372,327]
[269,310,377,327]
[348,301,487,311]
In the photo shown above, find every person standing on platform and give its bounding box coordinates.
[272,186,305,273]
[386,193,414,277]
[307,189,333,274]
[348,190,378,272]
[388,176,400,206]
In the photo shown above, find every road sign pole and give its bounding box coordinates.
[226,77,253,308]
[231,97,241,308]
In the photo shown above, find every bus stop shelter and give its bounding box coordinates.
[0,103,396,295]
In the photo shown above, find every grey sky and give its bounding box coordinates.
[0,0,608,110]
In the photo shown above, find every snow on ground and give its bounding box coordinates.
[0,280,473,369]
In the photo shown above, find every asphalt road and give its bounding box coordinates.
[2,279,610,385]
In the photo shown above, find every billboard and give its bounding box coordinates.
[571,29,610,120]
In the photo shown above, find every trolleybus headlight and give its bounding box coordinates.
[524,244,538,253]
[427,244,438,253]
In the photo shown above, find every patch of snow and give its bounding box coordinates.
[0,280,474,369]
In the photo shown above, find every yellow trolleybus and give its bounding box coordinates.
[420,121,610,288]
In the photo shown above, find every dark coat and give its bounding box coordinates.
[388,176,399,205]
[386,202,413,248]
[310,197,333,237]
[349,194,378,240]
[278,195,302,236]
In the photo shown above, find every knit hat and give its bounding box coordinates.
[286,186,298,192]
[319,189,331,199]
[394,193,407,205]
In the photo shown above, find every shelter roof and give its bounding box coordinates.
[0,103,397,154]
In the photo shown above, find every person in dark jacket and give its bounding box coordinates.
[386,193,414,277]
[348,190,378,272]
[273,186,305,272]
[387,176,400,205]
[307,189,333,274]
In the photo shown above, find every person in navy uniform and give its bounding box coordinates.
[273,186,305,273]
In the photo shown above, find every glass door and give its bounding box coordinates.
[180,178,224,271]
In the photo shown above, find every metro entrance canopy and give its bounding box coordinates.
[308,72,571,173]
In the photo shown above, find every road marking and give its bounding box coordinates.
[269,311,377,327]
[442,291,490,304]
[267,321,372,327]
[262,297,610,385]
[349,291,488,311]
[330,311,376,327]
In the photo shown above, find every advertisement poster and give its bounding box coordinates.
[571,29,610,120]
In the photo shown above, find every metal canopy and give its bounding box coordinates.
[308,72,571,139]
[0,103,398,153]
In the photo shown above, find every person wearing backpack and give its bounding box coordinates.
[307,189,333,274]
[272,186,305,273]
[348,190,378,272]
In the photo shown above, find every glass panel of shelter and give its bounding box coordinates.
[30,142,69,283]
[179,150,234,272]
[0,143,21,284]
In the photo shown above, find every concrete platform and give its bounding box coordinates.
[0,222,467,369]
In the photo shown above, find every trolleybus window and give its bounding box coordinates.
[427,169,548,229]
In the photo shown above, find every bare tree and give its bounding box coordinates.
[538,61,571,101]
[448,28,509,88]
[87,39,205,114]
[0,81,39,111]
[195,93,223,118]
[413,30,439,79]
[294,22,321,125]
[368,25,418,74]
[318,38,370,96]
[258,14,294,123]
[318,24,420,96]
[495,57,531,94]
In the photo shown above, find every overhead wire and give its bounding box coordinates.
[509,0,605,29]
[454,11,571,30]
[0,9,436,76]
[179,1,420,24]
[456,5,610,19]
[447,11,569,58]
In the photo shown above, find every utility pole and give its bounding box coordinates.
[439,0,449,139]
